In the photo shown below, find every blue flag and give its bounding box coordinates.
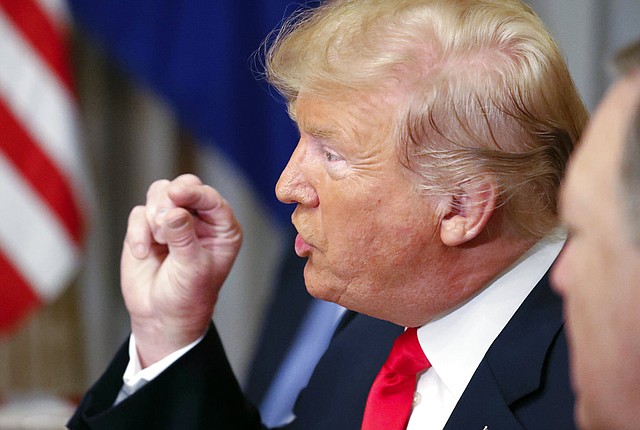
[69,0,300,222]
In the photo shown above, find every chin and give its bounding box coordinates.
[303,277,341,305]
[305,284,332,302]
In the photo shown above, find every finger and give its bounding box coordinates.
[145,179,172,209]
[165,175,214,213]
[167,182,237,229]
[145,178,171,217]
[124,205,153,259]
[161,206,201,264]
[145,179,182,244]
[172,173,203,187]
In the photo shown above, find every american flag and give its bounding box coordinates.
[0,0,86,334]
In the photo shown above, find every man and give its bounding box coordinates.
[552,39,640,430]
[69,0,588,428]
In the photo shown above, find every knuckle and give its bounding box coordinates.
[176,173,202,185]
[147,179,169,197]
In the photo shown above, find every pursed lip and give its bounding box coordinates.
[291,206,318,256]
[294,233,312,257]
[291,214,314,257]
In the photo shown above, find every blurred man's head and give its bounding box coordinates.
[269,0,587,326]
[552,40,640,430]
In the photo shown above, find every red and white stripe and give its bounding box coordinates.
[0,0,86,333]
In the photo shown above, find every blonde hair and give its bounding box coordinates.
[266,0,588,240]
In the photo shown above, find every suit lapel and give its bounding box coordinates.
[289,313,403,430]
[444,273,564,429]
[443,359,527,429]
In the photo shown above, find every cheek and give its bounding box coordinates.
[342,214,434,284]
[316,179,437,274]
[320,187,379,238]
[563,246,633,420]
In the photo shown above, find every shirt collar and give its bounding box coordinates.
[416,235,565,400]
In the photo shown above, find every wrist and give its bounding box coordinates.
[131,316,211,368]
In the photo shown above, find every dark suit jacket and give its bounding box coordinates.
[68,273,575,430]
[443,273,575,429]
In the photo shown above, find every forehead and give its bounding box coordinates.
[563,78,640,213]
[294,82,409,136]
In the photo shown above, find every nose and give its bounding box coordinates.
[275,141,319,207]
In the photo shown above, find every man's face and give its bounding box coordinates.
[552,76,640,430]
[276,91,457,327]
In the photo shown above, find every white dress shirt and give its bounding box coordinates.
[116,332,204,404]
[406,236,564,430]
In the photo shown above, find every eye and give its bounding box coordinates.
[321,146,348,178]
[324,150,340,162]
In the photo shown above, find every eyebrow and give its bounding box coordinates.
[303,124,339,140]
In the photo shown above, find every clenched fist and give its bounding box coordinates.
[120,174,242,367]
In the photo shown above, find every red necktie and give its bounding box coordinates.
[361,327,431,430]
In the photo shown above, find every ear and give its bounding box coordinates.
[439,178,498,247]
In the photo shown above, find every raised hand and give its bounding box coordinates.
[120,174,243,367]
